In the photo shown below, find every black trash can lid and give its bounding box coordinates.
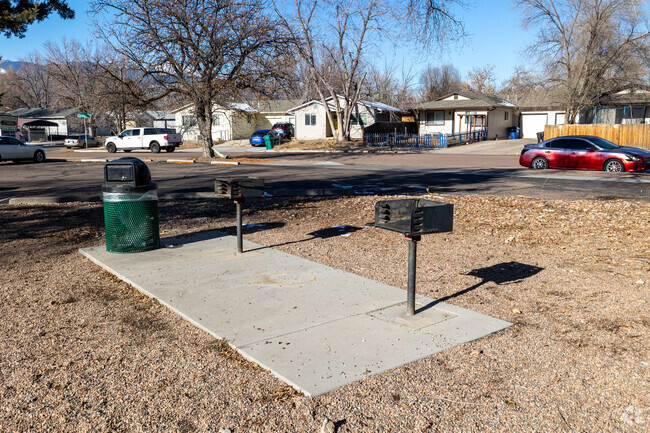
[104,157,152,186]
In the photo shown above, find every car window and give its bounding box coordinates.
[589,137,619,149]
[120,130,132,137]
[144,128,156,135]
[2,137,21,145]
[0,137,8,145]
[551,138,571,149]
[132,129,141,136]
[568,140,593,150]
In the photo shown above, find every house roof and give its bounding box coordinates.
[412,91,515,110]
[287,96,406,113]
[503,89,565,111]
[171,100,300,115]
[8,107,79,118]
[598,88,650,106]
[253,99,303,113]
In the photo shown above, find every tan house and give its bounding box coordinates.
[412,91,517,140]
[172,99,300,141]
[287,97,406,140]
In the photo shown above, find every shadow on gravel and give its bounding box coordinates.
[417,261,544,314]
[246,224,362,252]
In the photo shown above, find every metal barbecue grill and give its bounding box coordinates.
[214,177,264,253]
[373,199,453,315]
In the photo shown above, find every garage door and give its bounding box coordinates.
[521,114,548,138]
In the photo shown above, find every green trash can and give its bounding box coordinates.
[264,133,273,150]
[102,157,160,253]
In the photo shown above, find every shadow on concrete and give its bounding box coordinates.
[417,261,544,314]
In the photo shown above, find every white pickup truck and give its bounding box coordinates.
[104,128,183,153]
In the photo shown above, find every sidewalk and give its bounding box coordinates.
[80,230,510,396]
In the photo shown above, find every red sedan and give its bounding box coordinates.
[520,135,650,172]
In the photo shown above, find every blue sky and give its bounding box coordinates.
[0,0,536,85]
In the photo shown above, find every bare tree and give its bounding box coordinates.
[273,0,465,142]
[45,40,109,135]
[4,52,53,107]
[365,62,417,108]
[420,64,462,101]
[462,64,497,94]
[91,0,293,158]
[516,0,650,123]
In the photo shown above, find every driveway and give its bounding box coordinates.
[433,138,537,155]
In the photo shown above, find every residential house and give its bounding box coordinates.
[506,91,566,139]
[171,99,300,142]
[412,91,516,140]
[287,97,406,140]
[579,87,650,125]
[7,107,79,140]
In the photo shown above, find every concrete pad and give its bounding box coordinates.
[80,231,511,396]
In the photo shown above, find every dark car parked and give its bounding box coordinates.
[519,135,650,172]
[249,129,281,147]
[272,123,294,140]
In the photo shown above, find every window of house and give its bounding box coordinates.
[182,115,197,126]
[464,111,477,126]
[351,113,368,126]
[305,113,316,126]
[426,110,444,125]
[504,111,509,121]
[212,115,221,126]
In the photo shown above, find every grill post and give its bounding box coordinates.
[235,198,244,253]
[406,235,420,315]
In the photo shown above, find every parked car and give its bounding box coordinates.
[0,136,46,163]
[104,127,182,153]
[271,123,294,140]
[519,135,650,172]
[64,134,100,148]
[249,129,281,147]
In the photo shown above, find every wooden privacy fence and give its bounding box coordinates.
[544,124,650,150]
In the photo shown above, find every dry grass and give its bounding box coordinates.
[1,195,648,432]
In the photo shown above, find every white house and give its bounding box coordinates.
[287,97,406,140]
[171,99,300,141]
[412,91,517,140]
[506,91,566,138]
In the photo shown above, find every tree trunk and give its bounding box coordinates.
[195,99,214,158]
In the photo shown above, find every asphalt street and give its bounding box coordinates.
[2,154,649,203]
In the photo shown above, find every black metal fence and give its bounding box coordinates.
[363,128,488,148]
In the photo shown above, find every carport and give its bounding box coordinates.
[20,119,59,142]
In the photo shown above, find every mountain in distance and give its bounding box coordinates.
[0,60,23,74]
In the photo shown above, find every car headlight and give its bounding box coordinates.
[625,155,641,162]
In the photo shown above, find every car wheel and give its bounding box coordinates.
[165,146,175,153]
[603,159,624,172]
[33,150,45,163]
[150,142,161,153]
[106,142,117,153]
[531,156,549,169]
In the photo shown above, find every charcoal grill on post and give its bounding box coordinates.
[373,199,453,315]
[214,177,264,253]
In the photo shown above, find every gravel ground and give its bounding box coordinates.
[1,194,648,432]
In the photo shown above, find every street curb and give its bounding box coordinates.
[80,158,109,163]
[167,159,196,164]
[211,160,240,166]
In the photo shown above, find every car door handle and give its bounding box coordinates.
[544,151,550,154]
[570,152,576,155]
